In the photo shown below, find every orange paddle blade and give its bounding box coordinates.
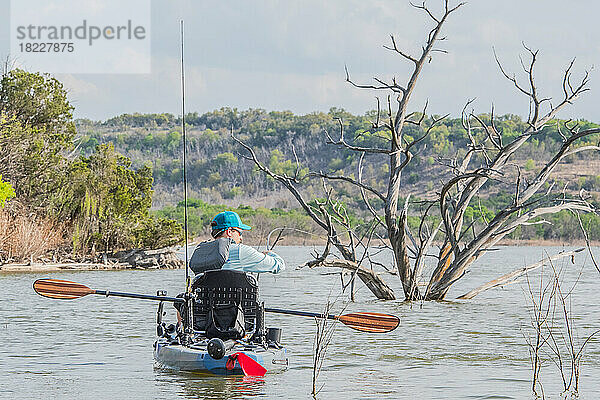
[33,279,95,300]
[337,312,400,333]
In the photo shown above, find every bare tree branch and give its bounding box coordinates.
[383,35,418,64]
[458,248,583,299]
[325,118,391,154]
[308,171,386,203]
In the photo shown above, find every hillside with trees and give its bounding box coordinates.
[75,107,600,244]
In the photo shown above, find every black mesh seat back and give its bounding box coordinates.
[191,270,263,338]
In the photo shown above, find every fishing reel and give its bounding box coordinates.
[157,322,177,339]
[266,327,282,348]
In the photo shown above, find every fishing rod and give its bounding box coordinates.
[179,19,194,336]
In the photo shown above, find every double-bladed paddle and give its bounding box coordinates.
[33,278,399,333]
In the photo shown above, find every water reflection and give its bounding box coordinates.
[155,369,265,399]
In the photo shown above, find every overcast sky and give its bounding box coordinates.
[1,0,599,121]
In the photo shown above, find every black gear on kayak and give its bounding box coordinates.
[188,238,230,274]
[174,270,265,342]
[205,287,246,340]
[207,338,226,360]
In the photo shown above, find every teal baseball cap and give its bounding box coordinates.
[210,211,251,233]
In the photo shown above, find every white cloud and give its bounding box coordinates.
[55,73,101,96]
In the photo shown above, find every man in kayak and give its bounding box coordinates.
[176,211,284,329]
[207,211,285,274]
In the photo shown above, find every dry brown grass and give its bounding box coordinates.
[0,207,66,263]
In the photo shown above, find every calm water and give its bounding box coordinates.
[1,246,599,399]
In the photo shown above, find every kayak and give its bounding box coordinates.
[153,337,288,375]
[151,271,289,376]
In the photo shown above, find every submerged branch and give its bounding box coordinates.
[457,248,583,300]
[310,258,396,300]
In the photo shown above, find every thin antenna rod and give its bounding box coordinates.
[180,20,190,293]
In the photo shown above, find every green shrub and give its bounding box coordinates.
[0,175,15,207]
[524,159,535,171]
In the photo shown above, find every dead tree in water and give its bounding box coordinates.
[424,49,599,299]
[235,1,599,301]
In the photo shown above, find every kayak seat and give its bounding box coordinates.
[188,270,264,341]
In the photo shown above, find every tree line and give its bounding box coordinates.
[75,107,600,243]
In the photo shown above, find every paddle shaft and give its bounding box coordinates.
[33,279,398,333]
[265,307,339,321]
[92,295,382,328]
[265,307,399,333]
[92,289,184,303]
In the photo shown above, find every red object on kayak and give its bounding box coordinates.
[226,352,267,377]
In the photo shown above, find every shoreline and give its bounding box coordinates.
[0,262,133,273]
[0,247,183,273]
[191,235,600,248]
[234,238,600,248]
[495,239,600,247]
[2,240,597,273]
